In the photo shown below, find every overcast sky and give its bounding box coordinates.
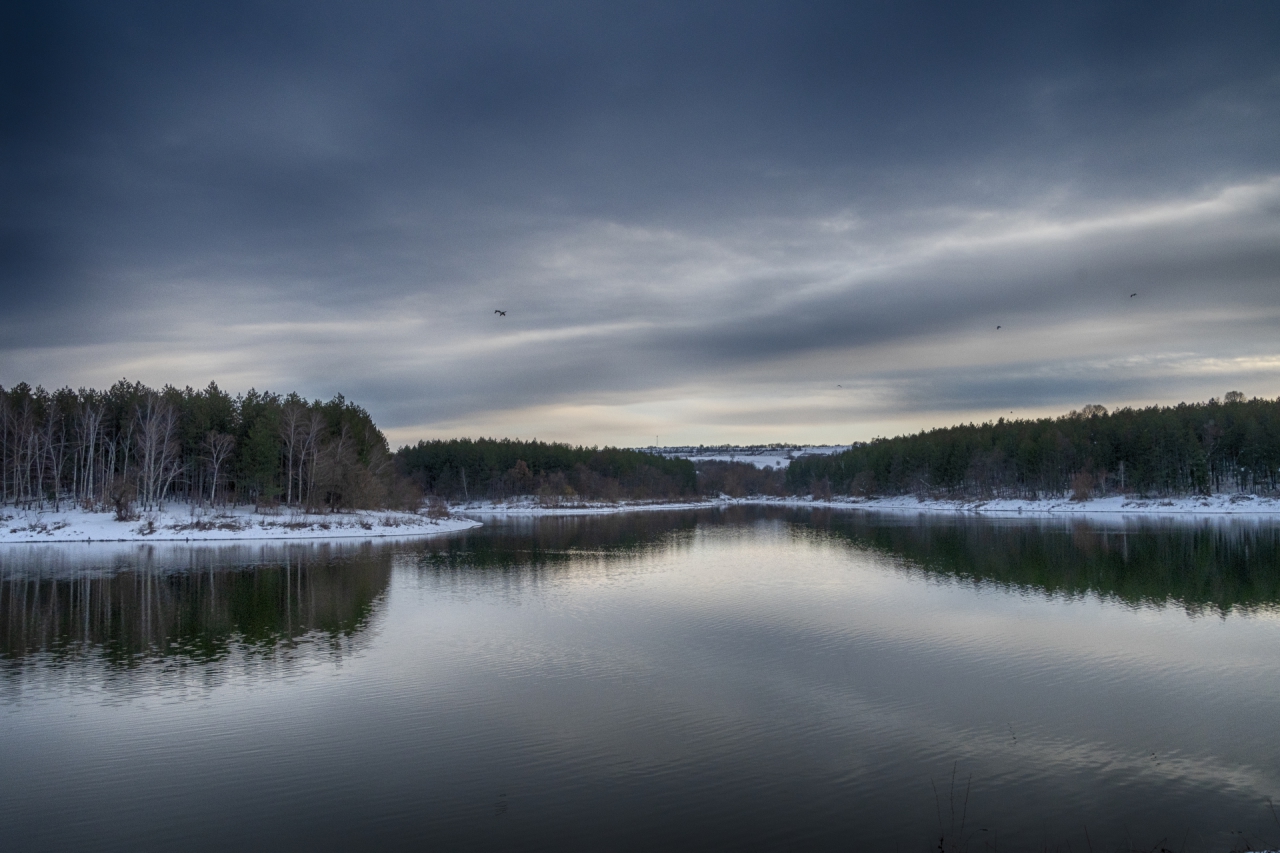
[3,1,1278,446]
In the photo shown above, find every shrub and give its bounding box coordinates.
[1070,471,1093,501]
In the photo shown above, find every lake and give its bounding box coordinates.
[3,506,1280,851]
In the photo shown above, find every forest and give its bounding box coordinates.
[394,438,697,501]
[0,380,407,514]
[787,393,1280,499]
[9,379,1277,513]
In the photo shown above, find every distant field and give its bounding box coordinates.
[644,445,852,470]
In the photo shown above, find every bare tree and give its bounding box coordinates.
[42,407,69,510]
[76,400,104,505]
[308,423,350,510]
[203,431,236,505]
[279,402,306,506]
[300,410,326,509]
[134,394,181,510]
[0,391,8,503]
[8,395,38,507]
[114,415,135,505]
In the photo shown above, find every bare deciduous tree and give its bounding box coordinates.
[300,410,326,508]
[74,399,105,505]
[279,401,305,506]
[135,394,181,510]
[42,406,69,510]
[203,431,236,505]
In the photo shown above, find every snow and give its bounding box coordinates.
[6,492,1279,546]
[736,493,1280,521]
[650,445,852,469]
[455,493,1280,522]
[0,503,480,544]
[451,498,718,516]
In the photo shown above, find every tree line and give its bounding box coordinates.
[12,378,1270,511]
[394,437,697,501]
[787,392,1280,499]
[0,380,408,514]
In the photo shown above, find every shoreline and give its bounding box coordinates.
[760,493,1280,518]
[0,504,480,545]
[6,491,1280,545]
[455,493,1280,520]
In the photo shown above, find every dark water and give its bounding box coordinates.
[3,507,1280,852]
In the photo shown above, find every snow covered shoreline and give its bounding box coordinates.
[454,498,719,516]
[766,493,1280,518]
[0,504,480,544]
[455,493,1280,521]
[6,491,1280,545]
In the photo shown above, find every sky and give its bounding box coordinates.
[3,1,1279,448]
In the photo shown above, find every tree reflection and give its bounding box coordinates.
[801,509,1280,613]
[407,510,704,573]
[4,507,1278,680]
[1,542,392,668]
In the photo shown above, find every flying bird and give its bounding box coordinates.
[996,325,1001,330]
[494,310,506,316]
[1130,293,1137,298]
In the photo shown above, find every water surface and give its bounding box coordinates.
[3,507,1280,851]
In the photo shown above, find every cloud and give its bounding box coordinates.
[2,1,1278,444]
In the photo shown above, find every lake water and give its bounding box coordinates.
[3,506,1280,852]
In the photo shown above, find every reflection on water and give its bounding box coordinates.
[800,508,1280,613]
[6,508,1277,674]
[0,513,704,674]
[0,542,393,671]
[410,510,703,570]
[2,507,1280,852]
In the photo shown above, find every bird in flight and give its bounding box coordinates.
[1130,293,1137,298]
[996,325,1001,330]
[494,309,506,316]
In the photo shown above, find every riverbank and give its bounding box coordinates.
[794,493,1280,518]
[0,504,480,543]
[453,498,718,516]
[7,492,1280,544]
[455,493,1280,519]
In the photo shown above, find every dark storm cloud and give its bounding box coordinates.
[2,1,1278,442]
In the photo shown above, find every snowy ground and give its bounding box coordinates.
[6,492,1279,545]
[648,445,852,469]
[456,493,1280,521]
[0,504,479,544]
[452,497,719,516]
[788,493,1280,518]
